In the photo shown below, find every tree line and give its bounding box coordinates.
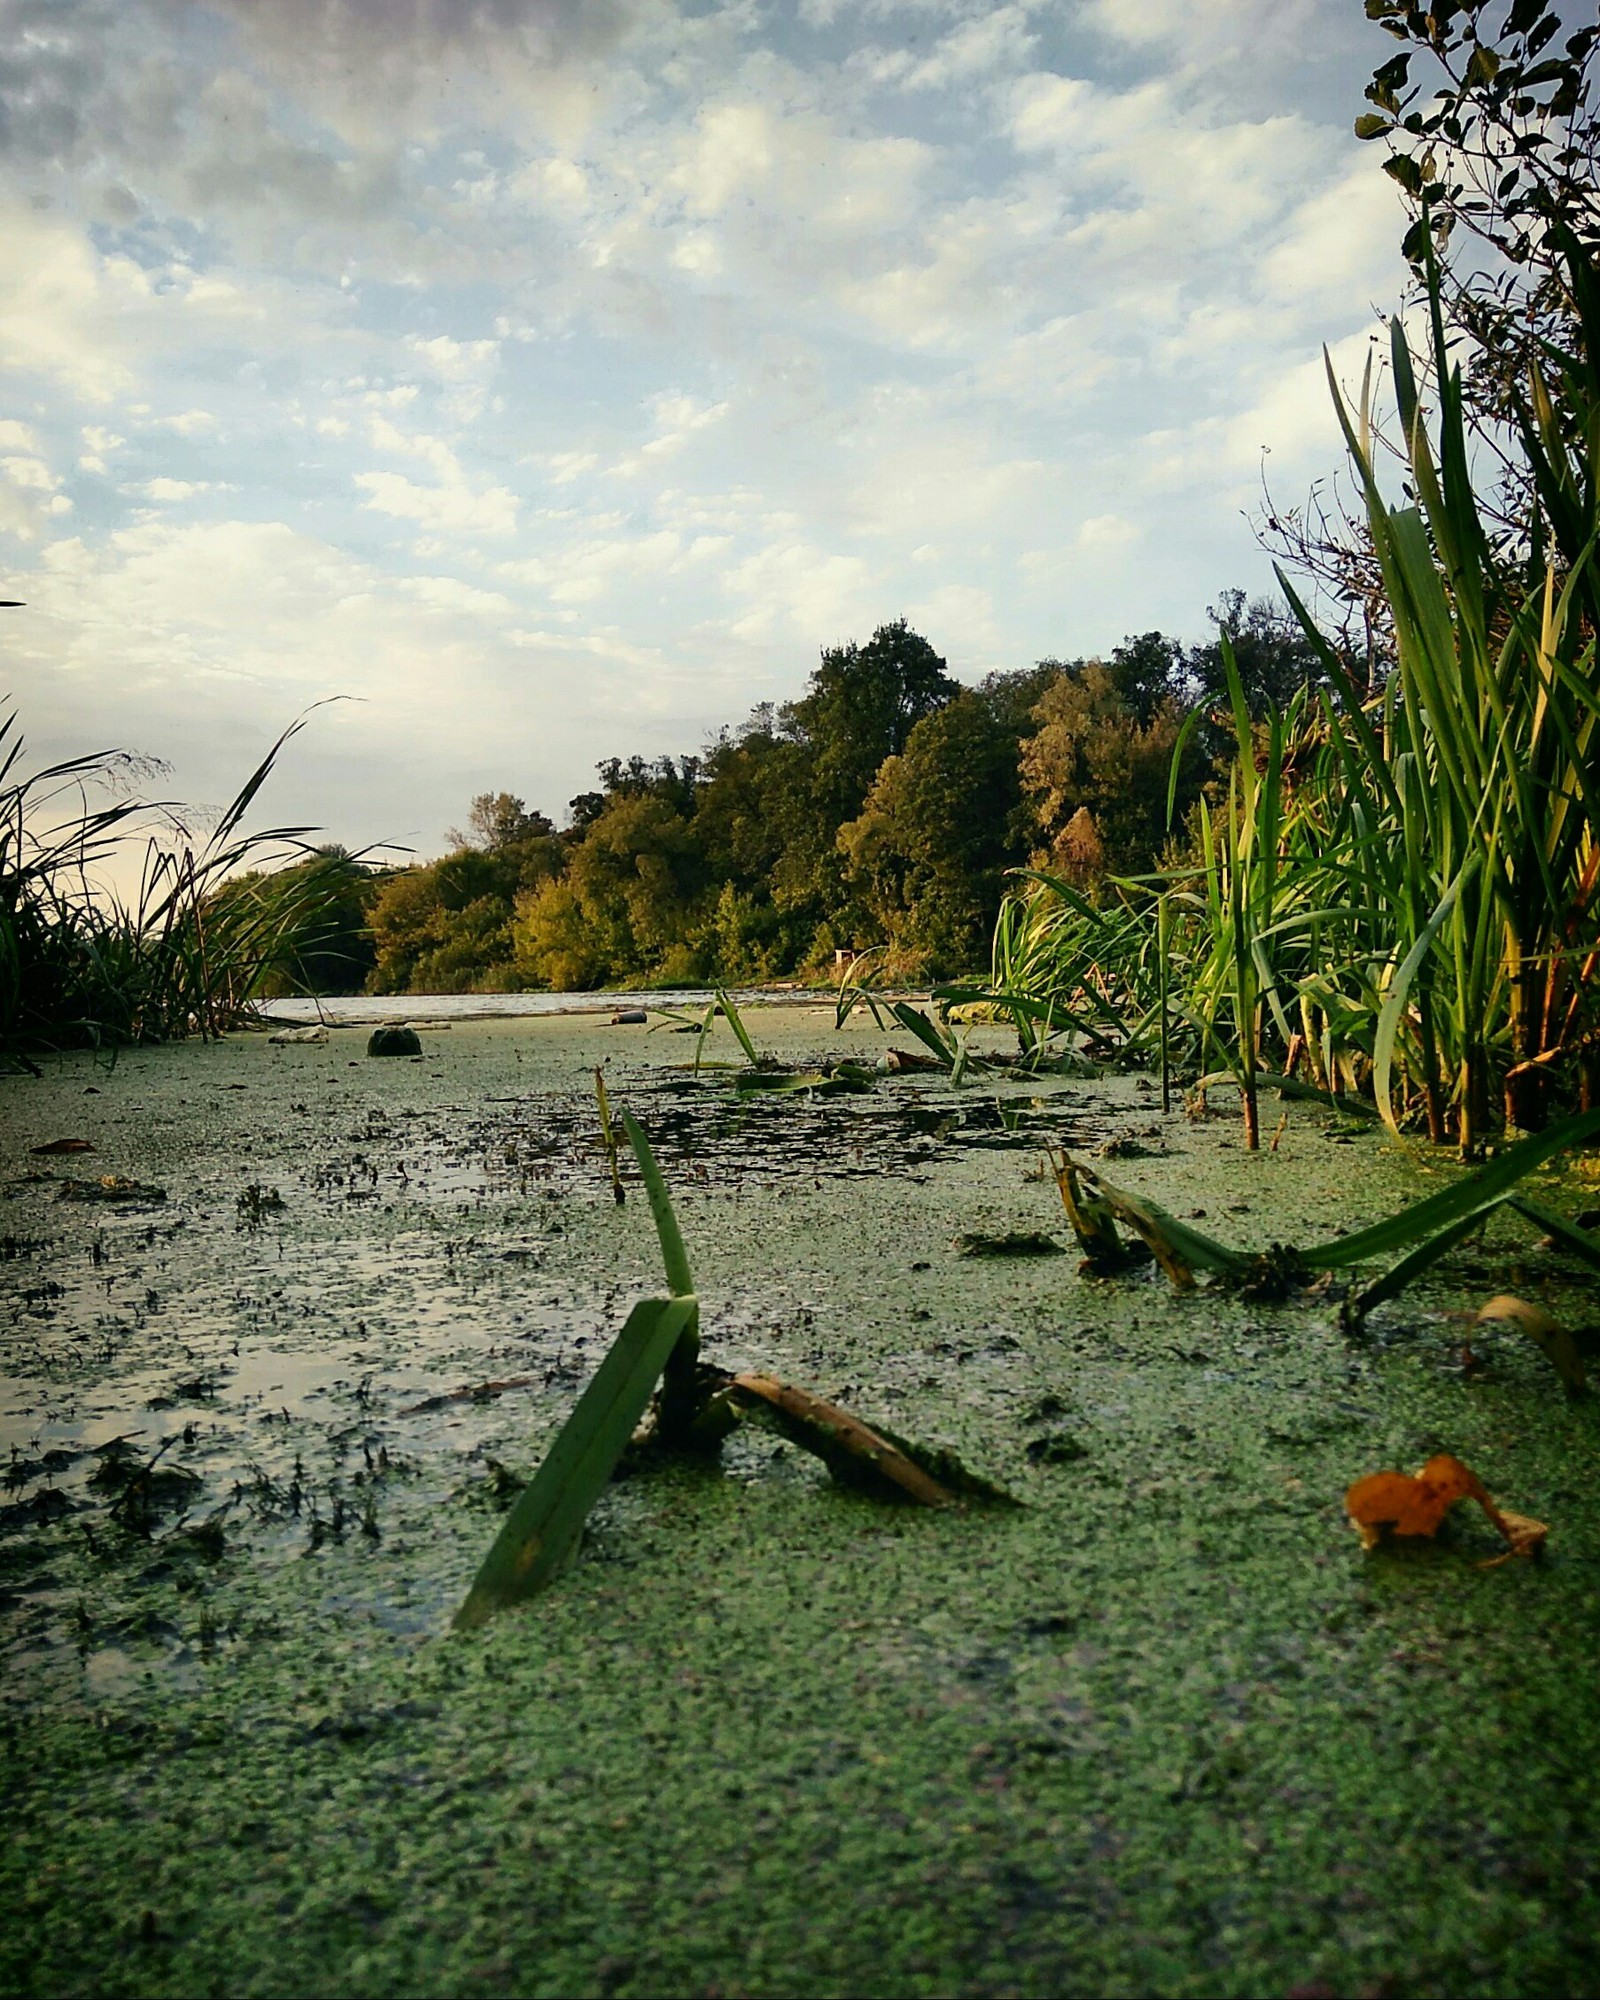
[234,590,1323,997]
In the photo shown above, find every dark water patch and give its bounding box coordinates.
[424,1075,1117,1200]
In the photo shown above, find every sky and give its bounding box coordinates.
[0,0,1409,859]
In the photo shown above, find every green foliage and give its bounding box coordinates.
[359,612,1313,997]
[1020,662,1208,884]
[977,232,1600,1151]
[213,847,379,997]
[837,687,1029,970]
[0,711,326,1059]
[366,796,562,994]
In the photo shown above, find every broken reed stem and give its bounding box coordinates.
[593,1065,624,1205]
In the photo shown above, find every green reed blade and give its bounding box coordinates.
[620,1111,694,1299]
[452,1294,697,1629]
[1303,1107,1600,1267]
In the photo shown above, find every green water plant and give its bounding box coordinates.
[454,1112,1013,1627]
[967,231,1600,1154]
[1051,1106,1600,1326]
[1,709,335,1063]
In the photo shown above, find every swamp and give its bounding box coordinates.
[3,1004,1600,1996]
[4,2,1600,1993]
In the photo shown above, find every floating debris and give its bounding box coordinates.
[55,1175,167,1205]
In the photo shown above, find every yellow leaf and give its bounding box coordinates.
[1475,1293,1587,1397]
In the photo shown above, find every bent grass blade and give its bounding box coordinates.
[1302,1108,1600,1268]
[621,1110,694,1299]
[1508,1195,1600,1274]
[452,1294,697,1629]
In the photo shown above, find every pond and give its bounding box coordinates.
[3,1006,1599,1997]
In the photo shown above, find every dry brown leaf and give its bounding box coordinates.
[1345,1451,1546,1560]
[1475,1293,1588,1397]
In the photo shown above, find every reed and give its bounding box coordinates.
[1,711,326,1063]
[975,240,1600,1152]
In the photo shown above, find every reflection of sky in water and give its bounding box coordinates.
[262,989,787,1025]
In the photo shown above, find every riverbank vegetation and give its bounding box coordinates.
[228,598,1315,1001]
[961,4,1600,1152]
[0,717,324,1064]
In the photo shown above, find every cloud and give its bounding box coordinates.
[355,469,520,536]
[0,446,73,540]
[669,99,931,238]
[856,5,1038,91]
[720,539,878,645]
[136,477,212,501]
[1077,513,1140,549]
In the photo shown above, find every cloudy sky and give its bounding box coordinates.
[0,0,1406,857]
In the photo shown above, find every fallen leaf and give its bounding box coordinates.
[1344,1451,1546,1560]
[55,1176,167,1204]
[28,1138,94,1156]
[1475,1293,1588,1397]
[1478,1508,1551,1567]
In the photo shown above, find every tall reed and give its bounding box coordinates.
[978,241,1600,1152]
[1,711,326,1061]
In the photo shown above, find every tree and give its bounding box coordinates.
[1019,663,1208,881]
[1257,1,1598,658]
[1185,591,1328,717]
[216,846,380,998]
[1355,0,1597,460]
[838,688,1030,970]
[513,790,708,988]
[453,791,556,853]
[365,798,563,994]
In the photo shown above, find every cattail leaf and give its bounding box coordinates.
[453,1294,697,1629]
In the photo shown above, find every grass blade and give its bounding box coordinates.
[715,988,759,1066]
[1344,1207,1494,1323]
[1303,1108,1600,1268]
[453,1295,697,1629]
[1078,1161,1254,1284]
[1508,1196,1600,1272]
[621,1111,694,1298]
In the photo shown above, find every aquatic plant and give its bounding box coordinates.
[0,710,332,1063]
[1050,1105,1600,1328]
[973,236,1600,1154]
[454,1111,1010,1627]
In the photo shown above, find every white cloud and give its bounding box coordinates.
[136,478,212,501]
[859,6,1038,91]
[721,539,877,645]
[669,100,931,238]
[354,469,520,537]
[0,451,73,540]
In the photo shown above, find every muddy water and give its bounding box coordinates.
[3,1009,1599,1998]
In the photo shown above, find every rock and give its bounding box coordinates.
[609,1008,648,1025]
[367,1025,423,1057]
[268,1025,328,1045]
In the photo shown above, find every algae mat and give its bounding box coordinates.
[2,1009,1599,1998]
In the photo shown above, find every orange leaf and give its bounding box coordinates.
[1344,1452,1544,1559]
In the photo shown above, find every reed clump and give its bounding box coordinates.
[973,241,1600,1156]
[0,712,328,1064]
